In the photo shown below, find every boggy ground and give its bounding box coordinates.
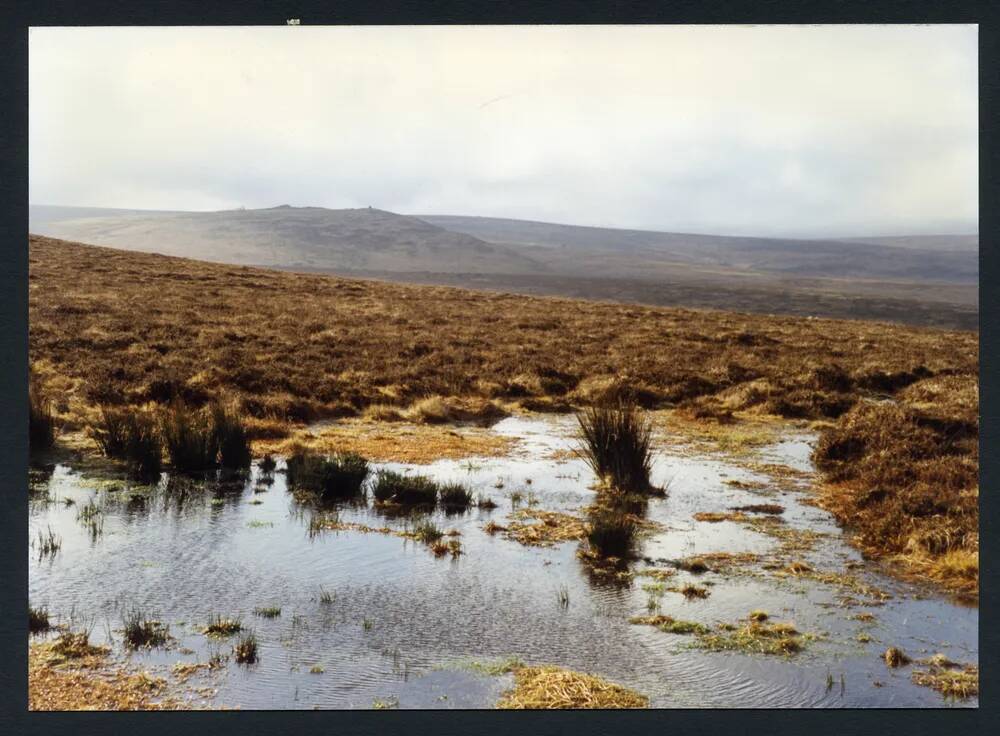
[28,235,979,595]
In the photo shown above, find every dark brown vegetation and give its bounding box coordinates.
[814,380,978,596]
[29,370,56,453]
[286,450,369,499]
[28,236,978,593]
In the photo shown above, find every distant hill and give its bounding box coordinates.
[416,215,979,283]
[29,205,542,274]
[28,204,978,328]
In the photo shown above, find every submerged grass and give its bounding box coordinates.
[233,631,258,664]
[696,617,806,656]
[629,614,709,635]
[203,615,243,637]
[911,664,978,699]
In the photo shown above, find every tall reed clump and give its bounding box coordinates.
[286,451,369,499]
[28,371,56,453]
[576,401,655,494]
[91,404,162,480]
[210,400,252,469]
[161,401,217,473]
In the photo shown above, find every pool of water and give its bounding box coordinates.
[28,415,978,709]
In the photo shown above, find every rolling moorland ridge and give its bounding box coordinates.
[29,205,978,329]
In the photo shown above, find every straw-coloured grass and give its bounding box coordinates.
[696,617,806,656]
[911,664,978,699]
[496,665,648,709]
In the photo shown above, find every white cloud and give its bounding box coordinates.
[29,24,978,237]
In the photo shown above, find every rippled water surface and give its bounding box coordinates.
[29,416,977,708]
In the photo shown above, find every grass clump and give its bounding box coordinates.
[233,631,258,664]
[50,631,108,660]
[439,482,474,510]
[162,402,217,473]
[286,450,369,499]
[411,520,444,544]
[210,400,252,469]
[371,470,437,506]
[884,647,911,668]
[696,617,804,656]
[29,605,51,634]
[497,664,648,709]
[575,401,655,493]
[676,557,710,574]
[253,606,281,618]
[29,371,56,453]
[34,526,62,560]
[586,512,638,559]
[674,584,710,600]
[203,614,244,637]
[122,609,171,649]
[911,664,978,699]
[629,614,709,635]
[258,454,277,473]
[91,405,163,479]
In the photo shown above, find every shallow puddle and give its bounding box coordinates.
[28,415,977,708]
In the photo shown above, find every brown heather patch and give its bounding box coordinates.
[29,236,978,593]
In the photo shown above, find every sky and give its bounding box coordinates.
[29,25,978,238]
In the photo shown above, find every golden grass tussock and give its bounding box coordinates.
[911,665,979,699]
[29,237,978,592]
[496,665,648,709]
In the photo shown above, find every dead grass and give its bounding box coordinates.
[29,641,171,711]
[496,665,648,709]
[911,665,978,699]
[693,511,749,523]
[29,236,978,592]
[696,617,807,656]
[257,418,514,463]
[497,509,589,547]
[629,614,710,635]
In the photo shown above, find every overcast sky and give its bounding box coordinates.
[30,24,977,238]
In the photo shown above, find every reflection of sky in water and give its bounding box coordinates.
[28,417,976,709]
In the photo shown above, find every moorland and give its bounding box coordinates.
[28,234,979,597]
